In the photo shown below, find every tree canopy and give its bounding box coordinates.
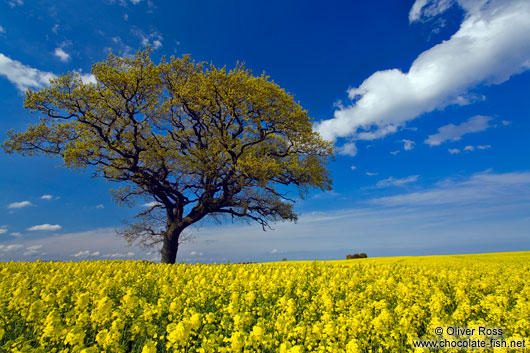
[3,49,335,263]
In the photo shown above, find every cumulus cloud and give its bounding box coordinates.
[7,201,32,209]
[314,0,530,145]
[0,54,56,92]
[96,204,105,209]
[402,139,416,151]
[41,195,53,200]
[376,175,420,188]
[10,232,22,237]
[0,228,7,234]
[27,224,62,231]
[337,142,357,156]
[448,148,461,154]
[477,145,491,150]
[350,166,357,171]
[74,70,98,84]
[425,115,492,146]
[270,249,278,254]
[54,47,71,62]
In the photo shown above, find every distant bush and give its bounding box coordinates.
[282,257,288,261]
[346,253,368,259]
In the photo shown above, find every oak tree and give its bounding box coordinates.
[3,49,335,263]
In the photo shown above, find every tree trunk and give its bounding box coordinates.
[160,224,183,264]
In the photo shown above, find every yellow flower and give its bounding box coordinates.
[141,340,157,353]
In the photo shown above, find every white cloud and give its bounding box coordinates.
[131,27,163,50]
[152,40,163,50]
[7,201,32,209]
[24,245,43,255]
[366,172,379,176]
[0,228,7,234]
[390,150,400,155]
[337,142,357,156]
[502,120,511,126]
[142,201,161,207]
[312,190,341,199]
[350,166,357,171]
[314,0,530,145]
[376,175,420,188]
[27,224,62,231]
[448,148,461,154]
[409,0,456,23]
[52,24,59,34]
[372,170,530,207]
[460,144,492,152]
[7,0,23,8]
[54,47,71,62]
[0,26,5,34]
[0,244,23,251]
[425,115,492,146]
[96,204,105,209]
[41,195,53,200]
[73,250,90,257]
[10,232,22,237]
[270,249,278,254]
[130,0,142,4]
[0,53,56,92]
[0,228,153,262]
[102,252,135,258]
[76,72,97,85]
[402,139,416,151]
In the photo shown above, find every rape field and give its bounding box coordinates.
[1,252,529,352]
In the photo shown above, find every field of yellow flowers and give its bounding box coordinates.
[1,252,529,352]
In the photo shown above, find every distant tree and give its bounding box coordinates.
[282,257,288,261]
[3,49,335,263]
[346,253,368,259]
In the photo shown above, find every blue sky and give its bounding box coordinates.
[0,0,529,263]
